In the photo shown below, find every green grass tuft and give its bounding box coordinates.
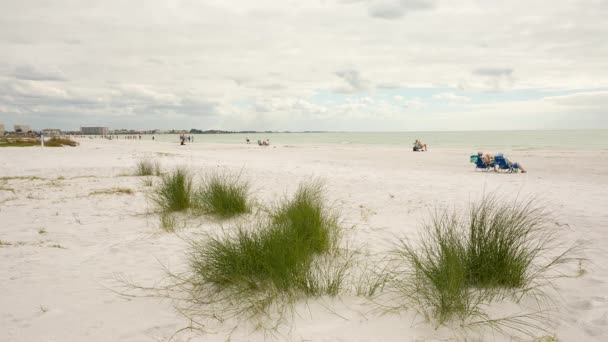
[389,196,576,326]
[152,168,193,212]
[466,197,546,288]
[90,187,134,196]
[45,137,78,147]
[194,173,250,219]
[394,212,476,323]
[189,181,341,314]
[270,182,337,254]
[160,212,178,232]
[142,177,154,187]
[135,159,161,176]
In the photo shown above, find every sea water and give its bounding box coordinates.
[101,130,608,150]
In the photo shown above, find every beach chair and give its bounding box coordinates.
[493,153,516,173]
[470,155,494,171]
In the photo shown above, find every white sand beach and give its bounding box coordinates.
[1,140,607,341]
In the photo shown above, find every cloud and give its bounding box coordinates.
[543,91,608,109]
[0,78,219,125]
[0,0,607,130]
[369,0,434,19]
[334,69,371,93]
[433,92,471,103]
[12,65,66,81]
[473,68,513,77]
[469,67,515,91]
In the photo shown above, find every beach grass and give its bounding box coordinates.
[187,181,342,318]
[160,212,178,232]
[0,176,44,181]
[0,140,39,147]
[0,136,77,147]
[142,177,154,187]
[466,197,546,288]
[0,184,15,193]
[44,137,78,147]
[135,159,161,176]
[194,173,250,219]
[152,168,193,212]
[90,187,134,196]
[393,212,474,323]
[389,196,577,326]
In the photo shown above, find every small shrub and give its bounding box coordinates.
[45,137,78,147]
[271,182,338,254]
[194,173,250,218]
[393,213,474,323]
[390,196,576,326]
[466,198,546,288]
[136,159,161,176]
[189,182,341,313]
[152,168,193,212]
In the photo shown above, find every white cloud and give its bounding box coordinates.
[368,0,434,19]
[334,69,372,93]
[0,0,607,130]
[433,92,471,103]
[543,91,608,109]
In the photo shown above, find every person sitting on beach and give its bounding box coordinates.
[502,156,527,173]
[246,137,250,144]
[413,139,427,151]
[477,152,494,167]
[477,152,526,173]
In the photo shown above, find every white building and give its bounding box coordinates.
[81,127,109,135]
[43,129,62,136]
[14,124,33,133]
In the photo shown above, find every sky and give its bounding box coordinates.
[1,0,607,131]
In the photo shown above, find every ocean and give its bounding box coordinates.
[100,130,608,150]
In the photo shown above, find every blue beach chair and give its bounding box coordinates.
[470,154,494,171]
[493,153,521,173]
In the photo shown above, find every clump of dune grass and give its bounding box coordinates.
[135,159,161,176]
[45,137,78,147]
[160,212,178,232]
[466,197,547,288]
[142,177,154,187]
[194,173,250,219]
[388,196,579,330]
[187,182,342,319]
[152,168,193,212]
[392,212,483,323]
[90,187,134,196]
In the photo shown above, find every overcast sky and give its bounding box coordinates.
[1,0,607,131]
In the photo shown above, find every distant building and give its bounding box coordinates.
[14,124,33,133]
[43,129,62,136]
[81,127,109,135]
[0,122,4,135]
